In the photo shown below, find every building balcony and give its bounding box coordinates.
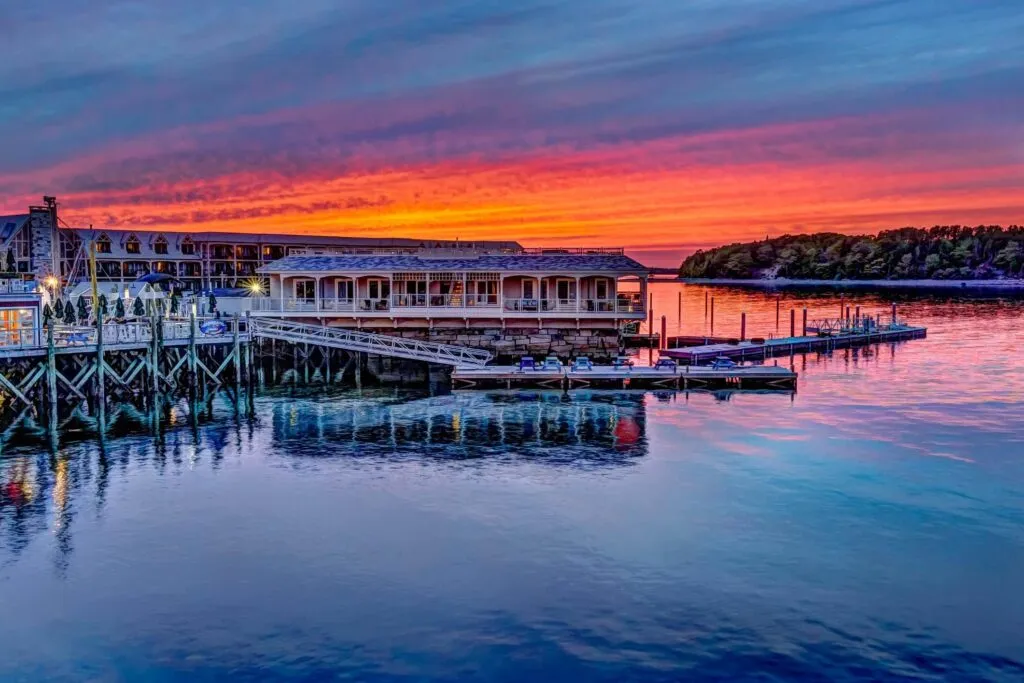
[250,292,644,317]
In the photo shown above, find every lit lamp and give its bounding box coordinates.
[43,275,59,290]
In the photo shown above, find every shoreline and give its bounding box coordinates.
[678,277,1024,289]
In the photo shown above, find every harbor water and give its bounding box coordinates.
[1,285,1023,681]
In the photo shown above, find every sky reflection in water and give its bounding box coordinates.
[0,286,1022,681]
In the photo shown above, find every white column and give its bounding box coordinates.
[575,276,580,312]
[280,275,286,310]
[314,276,322,311]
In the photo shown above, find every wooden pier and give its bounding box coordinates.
[452,364,797,391]
[662,323,926,364]
[0,315,251,440]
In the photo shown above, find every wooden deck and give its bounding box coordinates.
[452,364,797,390]
[662,325,927,364]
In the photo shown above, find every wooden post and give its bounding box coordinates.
[46,323,58,442]
[677,291,682,329]
[232,315,241,393]
[740,312,746,341]
[776,296,780,329]
[660,315,667,350]
[710,296,715,333]
[891,303,897,325]
[96,308,106,435]
[855,305,861,328]
[704,290,708,318]
[188,310,197,391]
[802,308,808,336]
[839,294,844,321]
[647,293,654,343]
[790,308,795,338]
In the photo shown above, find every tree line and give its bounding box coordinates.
[679,226,1024,280]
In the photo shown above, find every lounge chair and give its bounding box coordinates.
[518,356,536,372]
[541,356,563,371]
[653,358,677,371]
[570,356,593,371]
[612,355,634,369]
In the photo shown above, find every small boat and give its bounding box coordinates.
[199,319,227,336]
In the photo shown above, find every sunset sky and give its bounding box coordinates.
[1,0,1021,265]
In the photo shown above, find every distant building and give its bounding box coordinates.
[1,197,522,292]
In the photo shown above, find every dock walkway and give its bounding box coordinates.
[663,324,926,364]
[453,364,796,390]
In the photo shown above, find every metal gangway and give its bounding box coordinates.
[248,318,493,368]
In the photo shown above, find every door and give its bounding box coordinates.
[336,280,354,300]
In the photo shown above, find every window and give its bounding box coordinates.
[154,236,168,254]
[556,279,571,300]
[336,280,354,300]
[125,235,141,254]
[294,279,315,300]
[522,279,535,299]
[180,238,195,256]
[367,279,390,299]
[95,234,112,254]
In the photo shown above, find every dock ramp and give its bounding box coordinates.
[249,318,492,368]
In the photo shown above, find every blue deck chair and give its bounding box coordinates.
[518,356,536,372]
[570,356,593,371]
[653,357,677,371]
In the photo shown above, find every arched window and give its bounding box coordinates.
[154,235,168,255]
[180,237,196,256]
[125,234,141,254]
[95,233,112,254]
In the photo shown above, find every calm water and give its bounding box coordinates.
[2,285,1023,682]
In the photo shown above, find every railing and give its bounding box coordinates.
[0,318,247,351]
[519,247,625,255]
[248,293,645,315]
[0,279,37,295]
[249,318,492,368]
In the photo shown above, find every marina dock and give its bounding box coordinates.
[452,364,797,390]
[662,323,927,364]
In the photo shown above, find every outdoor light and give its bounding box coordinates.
[245,278,265,296]
[44,275,59,289]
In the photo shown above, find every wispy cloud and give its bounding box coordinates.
[1,0,1021,264]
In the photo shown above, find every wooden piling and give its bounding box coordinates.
[790,308,795,337]
[187,311,197,392]
[660,315,667,350]
[96,309,106,435]
[710,297,715,333]
[740,312,746,341]
[677,292,682,329]
[46,323,57,440]
[232,315,241,392]
[776,297,780,329]
[802,308,808,336]
[704,290,708,318]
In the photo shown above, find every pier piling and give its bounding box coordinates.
[740,312,746,341]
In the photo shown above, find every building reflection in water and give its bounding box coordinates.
[269,391,649,464]
[1,390,650,573]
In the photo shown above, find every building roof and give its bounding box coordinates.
[259,253,649,275]
[0,214,29,243]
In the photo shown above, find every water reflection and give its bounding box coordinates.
[1,288,1023,680]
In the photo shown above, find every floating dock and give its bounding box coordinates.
[662,324,926,364]
[452,364,797,390]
